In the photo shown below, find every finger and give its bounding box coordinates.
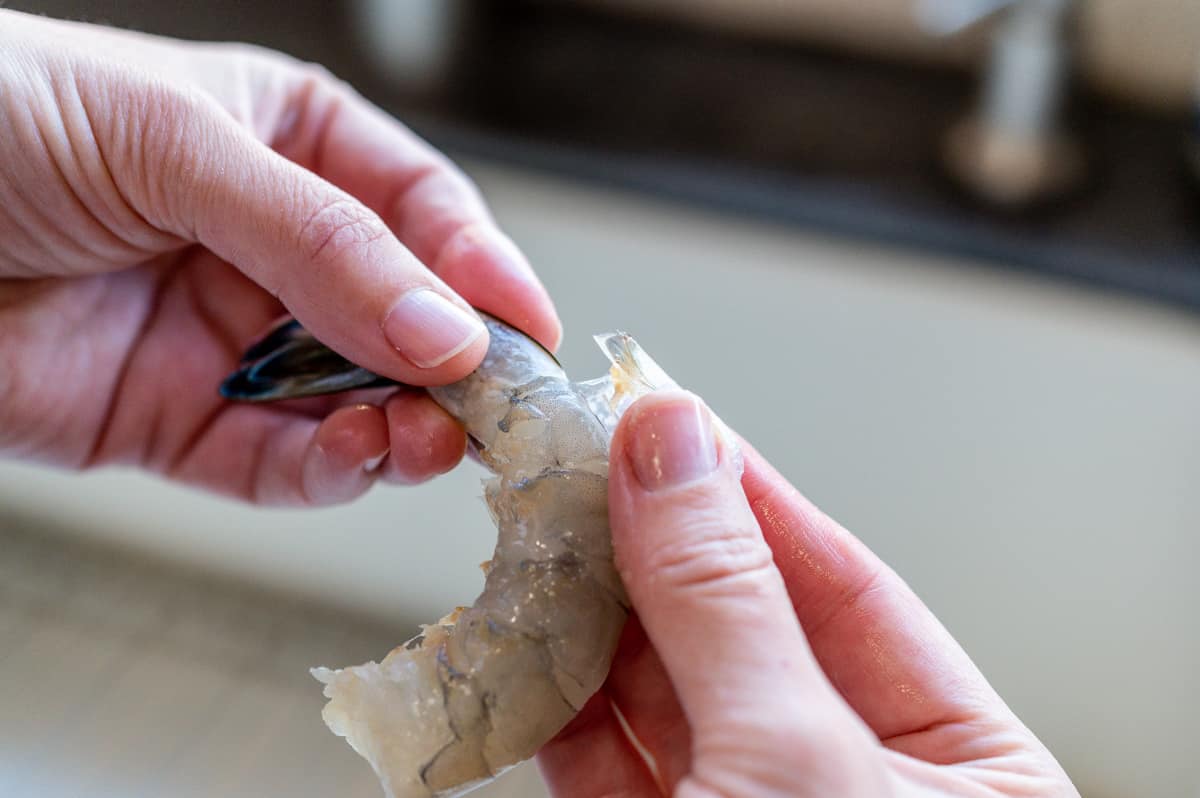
[272,386,399,420]
[169,403,389,507]
[603,617,692,792]
[272,389,465,485]
[536,692,660,798]
[609,391,876,793]
[739,441,1009,744]
[299,404,391,504]
[108,80,489,386]
[377,390,465,485]
[266,64,561,351]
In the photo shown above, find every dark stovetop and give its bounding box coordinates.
[13,0,1200,312]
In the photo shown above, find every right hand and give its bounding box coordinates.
[0,10,559,505]
[539,391,1079,797]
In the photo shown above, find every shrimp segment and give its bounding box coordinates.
[312,319,672,797]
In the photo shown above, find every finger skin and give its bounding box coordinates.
[73,63,489,386]
[430,223,560,352]
[160,402,386,507]
[378,391,465,485]
[739,442,1007,742]
[602,617,692,792]
[610,392,821,723]
[0,15,546,485]
[54,247,458,503]
[536,692,660,798]
[3,12,557,357]
[300,403,390,505]
[737,443,1078,795]
[166,395,463,507]
[0,14,183,280]
[609,391,882,797]
[266,65,561,351]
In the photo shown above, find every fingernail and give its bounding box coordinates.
[363,449,389,473]
[382,289,486,368]
[628,393,717,491]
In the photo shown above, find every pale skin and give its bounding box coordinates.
[0,12,1079,797]
[538,392,1080,798]
[0,10,560,504]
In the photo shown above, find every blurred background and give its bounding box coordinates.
[2,1,1199,796]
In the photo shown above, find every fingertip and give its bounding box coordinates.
[609,391,706,552]
[608,391,750,596]
[380,392,466,485]
[315,404,391,464]
[301,404,389,505]
[526,300,564,355]
[433,224,562,353]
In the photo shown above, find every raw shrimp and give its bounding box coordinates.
[222,315,677,797]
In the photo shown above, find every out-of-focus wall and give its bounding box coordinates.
[590,0,1200,110]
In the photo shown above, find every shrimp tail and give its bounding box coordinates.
[219,318,396,402]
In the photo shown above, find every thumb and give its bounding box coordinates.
[609,391,879,796]
[141,91,488,385]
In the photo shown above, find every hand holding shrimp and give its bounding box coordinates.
[225,316,688,797]
[538,391,1080,798]
[227,317,1077,798]
[0,9,558,497]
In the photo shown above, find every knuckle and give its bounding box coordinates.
[285,59,352,114]
[295,196,390,267]
[690,713,872,796]
[196,41,290,78]
[218,44,345,103]
[642,515,778,599]
[437,165,488,215]
[285,57,338,86]
[439,162,483,201]
[402,158,485,214]
[281,62,350,163]
[138,79,215,137]
[119,81,227,235]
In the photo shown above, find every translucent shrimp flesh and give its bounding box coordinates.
[307,318,677,797]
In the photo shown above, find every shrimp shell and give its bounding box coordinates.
[312,319,675,797]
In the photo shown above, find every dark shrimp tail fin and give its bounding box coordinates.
[220,318,397,402]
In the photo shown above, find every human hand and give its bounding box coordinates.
[0,10,559,504]
[539,391,1079,797]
